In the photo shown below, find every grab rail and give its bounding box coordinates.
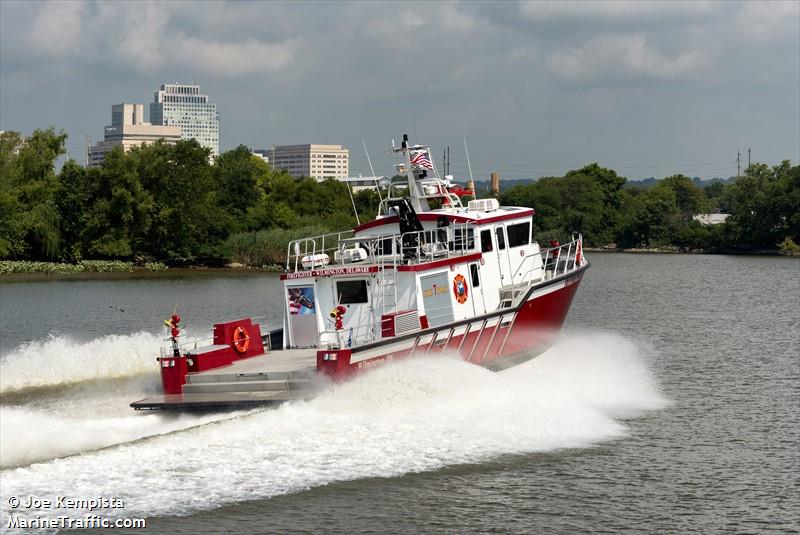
[286,223,477,272]
[510,234,586,302]
[286,230,355,272]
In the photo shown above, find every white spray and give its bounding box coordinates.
[0,331,668,523]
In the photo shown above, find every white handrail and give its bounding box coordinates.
[287,223,476,272]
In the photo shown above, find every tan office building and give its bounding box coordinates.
[270,144,349,181]
[88,104,181,167]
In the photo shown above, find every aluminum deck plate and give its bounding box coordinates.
[130,349,320,410]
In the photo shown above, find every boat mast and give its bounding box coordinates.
[394,134,430,213]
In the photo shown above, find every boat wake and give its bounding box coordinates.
[0,332,165,393]
[0,330,667,523]
[0,407,243,469]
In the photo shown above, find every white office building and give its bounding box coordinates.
[270,144,349,181]
[150,83,219,157]
[88,103,181,167]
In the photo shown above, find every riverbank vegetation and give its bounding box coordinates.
[500,161,799,254]
[1,129,798,271]
[1,129,380,268]
[0,260,168,275]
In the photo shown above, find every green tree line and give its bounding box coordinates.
[500,162,799,253]
[0,129,380,265]
[1,128,798,266]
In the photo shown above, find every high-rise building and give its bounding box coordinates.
[270,144,349,181]
[150,82,219,157]
[88,103,181,167]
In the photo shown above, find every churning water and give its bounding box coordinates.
[0,255,797,533]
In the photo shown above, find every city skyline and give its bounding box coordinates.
[1,1,798,181]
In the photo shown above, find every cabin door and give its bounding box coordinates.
[494,225,513,287]
[333,278,373,347]
[420,272,454,328]
[478,228,502,311]
[506,220,533,286]
[469,263,486,315]
[286,283,318,348]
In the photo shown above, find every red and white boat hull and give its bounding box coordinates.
[316,265,588,378]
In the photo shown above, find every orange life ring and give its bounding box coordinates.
[233,326,250,353]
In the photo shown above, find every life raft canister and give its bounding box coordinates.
[233,326,250,353]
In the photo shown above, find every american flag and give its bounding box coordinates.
[410,150,434,170]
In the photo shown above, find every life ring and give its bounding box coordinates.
[233,326,250,353]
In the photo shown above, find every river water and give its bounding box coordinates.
[0,254,797,533]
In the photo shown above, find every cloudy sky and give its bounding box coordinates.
[1,0,798,180]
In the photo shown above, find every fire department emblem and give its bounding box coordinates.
[453,274,469,304]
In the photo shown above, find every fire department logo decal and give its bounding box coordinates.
[453,274,469,304]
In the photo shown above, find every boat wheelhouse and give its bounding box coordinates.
[283,135,587,374]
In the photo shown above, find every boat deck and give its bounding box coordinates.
[130,349,320,411]
[203,349,317,375]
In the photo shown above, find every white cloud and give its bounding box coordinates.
[110,2,170,72]
[29,0,87,57]
[400,11,427,30]
[733,1,800,41]
[518,0,716,23]
[173,37,302,76]
[439,1,478,32]
[548,32,706,80]
[26,1,302,77]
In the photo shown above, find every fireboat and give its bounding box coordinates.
[131,135,589,410]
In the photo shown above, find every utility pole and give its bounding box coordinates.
[748,148,751,168]
[737,150,740,178]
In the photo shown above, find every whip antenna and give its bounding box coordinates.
[363,139,383,203]
[463,137,474,183]
[345,179,361,226]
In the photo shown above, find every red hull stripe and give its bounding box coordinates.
[353,209,534,233]
[281,265,379,280]
[282,253,483,278]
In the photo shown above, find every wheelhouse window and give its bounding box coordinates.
[480,229,493,252]
[470,263,480,287]
[507,222,531,247]
[377,238,393,256]
[452,228,474,251]
[337,280,368,304]
[496,227,506,250]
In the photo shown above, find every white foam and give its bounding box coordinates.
[0,332,163,392]
[0,407,241,468]
[0,331,668,523]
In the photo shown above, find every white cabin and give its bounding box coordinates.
[280,135,578,351]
